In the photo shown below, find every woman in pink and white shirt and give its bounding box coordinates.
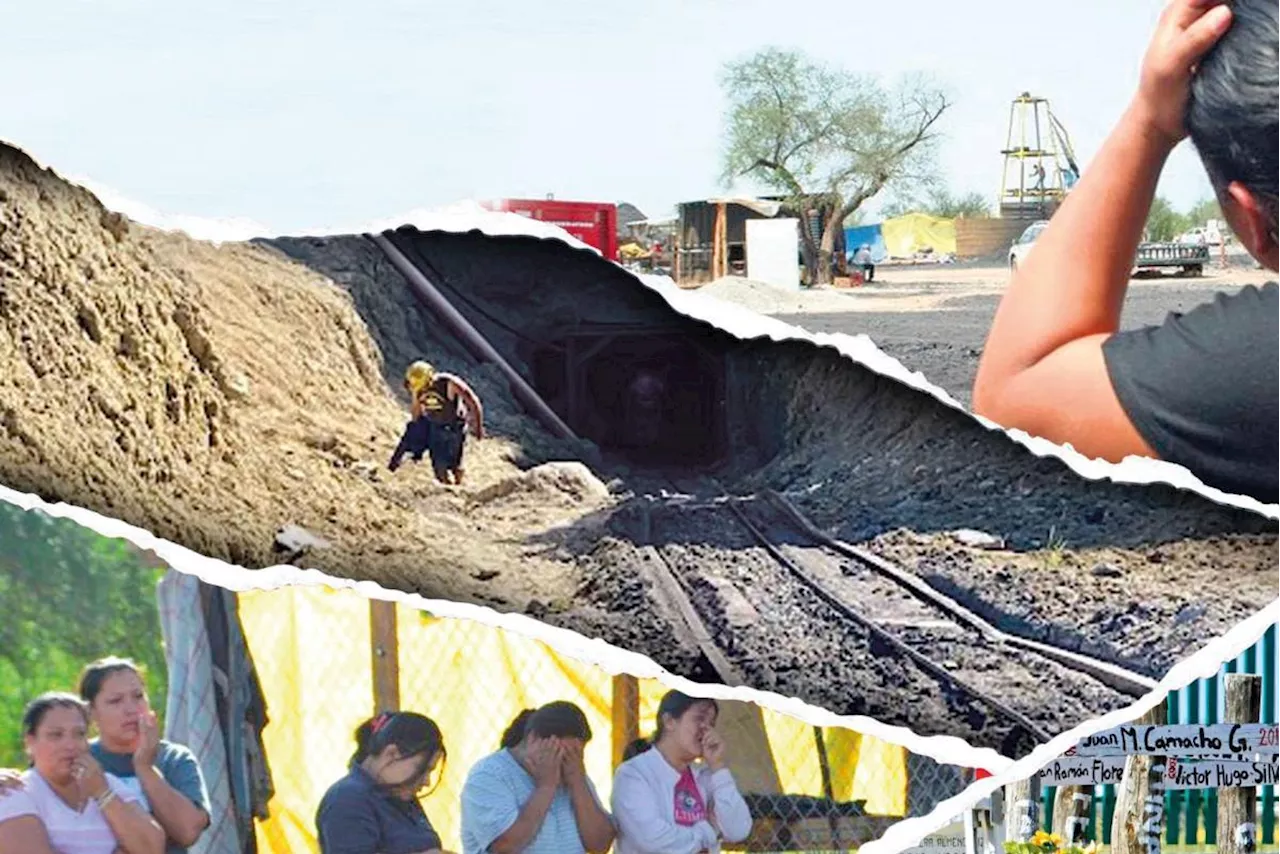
[0,692,163,854]
[610,691,753,854]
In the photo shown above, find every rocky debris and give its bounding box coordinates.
[948,529,1005,550]
[1090,562,1125,578]
[273,524,332,562]
[471,461,611,506]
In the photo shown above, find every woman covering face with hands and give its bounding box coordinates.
[459,701,614,854]
[0,692,164,854]
[0,658,211,854]
[610,691,753,854]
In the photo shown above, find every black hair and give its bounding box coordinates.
[23,692,90,736]
[79,656,145,705]
[500,709,536,749]
[655,691,718,744]
[626,691,720,758]
[501,701,592,749]
[1186,0,1279,233]
[622,736,653,762]
[352,711,447,790]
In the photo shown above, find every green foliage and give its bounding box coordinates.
[0,503,168,768]
[1186,197,1223,227]
[718,47,949,281]
[882,185,992,220]
[1145,196,1192,242]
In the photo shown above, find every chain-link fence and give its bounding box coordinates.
[233,579,972,853]
[0,517,972,854]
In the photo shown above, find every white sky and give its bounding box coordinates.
[4,0,1218,234]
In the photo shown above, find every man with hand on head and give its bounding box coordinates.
[973,0,1278,504]
[459,701,614,854]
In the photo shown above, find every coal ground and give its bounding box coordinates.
[788,278,1275,410]
[274,229,1276,722]
[1,142,1275,754]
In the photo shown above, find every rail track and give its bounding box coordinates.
[625,473,1157,755]
[370,230,1158,756]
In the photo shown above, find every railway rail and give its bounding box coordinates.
[628,473,1156,754]
[370,228,1158,756]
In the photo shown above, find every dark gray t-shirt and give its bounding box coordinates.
[1102,281,1278,503]
[90,739,211,854]
[316,764,443,854]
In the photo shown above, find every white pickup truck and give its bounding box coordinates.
[1009,220,1210,276]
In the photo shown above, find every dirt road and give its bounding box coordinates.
[760,263,1270,408]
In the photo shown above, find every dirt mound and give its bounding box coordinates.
[473,461,611,506]
[0,143,592,608]
[1,141,1274,743]
[696,276,859,315]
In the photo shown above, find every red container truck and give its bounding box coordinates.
[485,198,619,262]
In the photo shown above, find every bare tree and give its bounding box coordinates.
[720,48,950,284]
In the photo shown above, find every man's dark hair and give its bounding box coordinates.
[1186,0,1279,233]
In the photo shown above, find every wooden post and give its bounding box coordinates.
[1005,776,1039,842]
[370,599,400,713]
[1054,785,1094,846]
[610,674,640,771]
[1112,702,1168,854]
[1218,674,1263,854]
[712,202,727,280]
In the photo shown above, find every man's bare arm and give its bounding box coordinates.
[972,0,1233,461]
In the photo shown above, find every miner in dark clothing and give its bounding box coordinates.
[388,361,484,485]
[974,0,1278,505]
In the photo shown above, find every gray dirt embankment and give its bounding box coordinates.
[1,139,1274,749]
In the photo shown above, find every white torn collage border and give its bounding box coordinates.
[1,149,1277,854]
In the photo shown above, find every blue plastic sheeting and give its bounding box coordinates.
[844,224,888,263]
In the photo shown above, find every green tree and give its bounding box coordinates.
[1145,196,1191,242]
[882,186,991,219]
[0,503,168,767]
[1186,197,1222,227]
[720,48,949,284]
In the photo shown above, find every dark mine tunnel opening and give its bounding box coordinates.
[525,325,729,469]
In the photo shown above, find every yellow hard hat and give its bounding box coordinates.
[405,361,435,393]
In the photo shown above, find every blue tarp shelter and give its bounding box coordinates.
[843,224,888,263]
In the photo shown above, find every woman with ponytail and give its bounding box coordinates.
[610,691,752,853]
[315,711,455,854]
[460,701,614,854]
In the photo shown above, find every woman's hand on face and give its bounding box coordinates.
[527,737,563,789]
[133,711,161,768]
[701,729,727,771]
[73,751,110,801]
[0,769,24,796]
[559,740,587,785]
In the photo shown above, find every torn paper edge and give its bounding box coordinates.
[10,140,1280,818]
[861,597,1280,854]
[17,145,1271,519]
[0,480,1009,773]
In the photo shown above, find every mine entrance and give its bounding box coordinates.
[529,325,728,468]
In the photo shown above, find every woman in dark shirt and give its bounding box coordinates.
[316,711,454,854]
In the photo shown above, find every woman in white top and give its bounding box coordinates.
[0,692,163,854]
[610,691,753,854]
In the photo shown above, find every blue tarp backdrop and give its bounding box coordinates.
[844,224,888,263]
